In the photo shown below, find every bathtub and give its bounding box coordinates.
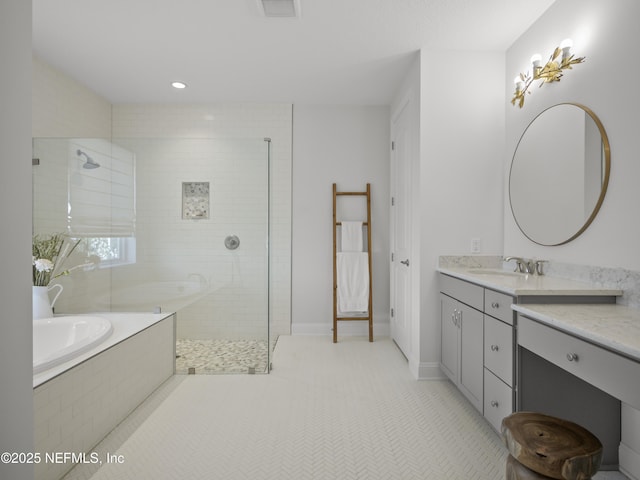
[96,280,209,312]
[34,312,175,480]
[33,315,113,374]
[33,312,174,388]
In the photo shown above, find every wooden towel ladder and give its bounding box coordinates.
[332,183,373,343]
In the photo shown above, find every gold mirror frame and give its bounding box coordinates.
[509,103,611,246]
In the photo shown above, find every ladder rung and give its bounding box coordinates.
[336,191,367,196]
[336,316,371,321]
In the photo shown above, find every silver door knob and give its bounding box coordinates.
[490,400,499,408]
[490,344,499,352]
[400,259,410,266]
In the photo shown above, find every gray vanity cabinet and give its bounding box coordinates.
[440,274,515,429]
[440,275,486,413]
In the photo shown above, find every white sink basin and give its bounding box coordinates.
[469,268,525,277]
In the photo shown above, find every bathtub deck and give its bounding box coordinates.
[33,312,174,388]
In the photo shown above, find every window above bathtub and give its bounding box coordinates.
[81,236,136,269]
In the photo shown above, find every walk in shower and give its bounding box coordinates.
[32,137,273,374]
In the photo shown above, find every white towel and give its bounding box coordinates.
[337,252,369,314]
[341,221,363,252]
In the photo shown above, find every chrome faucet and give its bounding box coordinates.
[504,256,527,273]
[504,257,545,275]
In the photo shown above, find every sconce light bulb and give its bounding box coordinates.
[530,54,542,67]
[514,76,524,93]
[560,38,573,50]
[560,38,573,62]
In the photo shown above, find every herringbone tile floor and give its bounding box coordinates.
[63,336,626,480]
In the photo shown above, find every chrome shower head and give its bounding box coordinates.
[76,149,100,169]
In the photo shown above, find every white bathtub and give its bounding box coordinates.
[96,280,209,312]
[33,315,113,374]
[33,312,173,388]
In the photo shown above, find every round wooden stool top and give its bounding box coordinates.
[501,412,603,480]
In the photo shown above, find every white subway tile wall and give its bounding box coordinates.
[111,104,292,341]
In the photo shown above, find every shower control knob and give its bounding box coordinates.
[224,235,240,250]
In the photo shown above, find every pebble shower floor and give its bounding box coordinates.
[175,338,269,374]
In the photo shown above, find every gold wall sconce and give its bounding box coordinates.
[511,39,585,108]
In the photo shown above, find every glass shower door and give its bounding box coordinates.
[110,137,271,374]
[33,136,272,374]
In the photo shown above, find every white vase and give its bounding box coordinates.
[32,284,63,320]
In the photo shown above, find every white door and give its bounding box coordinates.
[390,98,413,357]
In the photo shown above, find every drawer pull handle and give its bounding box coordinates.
[566,353,579,362]
[490,344,499,352]
[491,302,500,309]
[490,400,499,408]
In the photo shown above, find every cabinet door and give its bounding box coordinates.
[459,303,484,412]
[440,294,458,383]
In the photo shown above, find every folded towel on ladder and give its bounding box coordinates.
[341,221,363,252]
[336,252,369,314]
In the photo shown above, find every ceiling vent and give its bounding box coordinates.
[257,0,301,18]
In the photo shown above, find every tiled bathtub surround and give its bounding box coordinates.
[34,314,175,480]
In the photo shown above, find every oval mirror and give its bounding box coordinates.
[509,103,610,246]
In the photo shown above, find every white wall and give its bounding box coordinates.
[505,0,640,270]
[33,55,112,139]
[291,105,390,337]
[0,1,34,479]
[419,50,506,377]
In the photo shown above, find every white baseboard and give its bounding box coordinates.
[620,442,640,480]
[291,321,390,338]
[410,361,446,380]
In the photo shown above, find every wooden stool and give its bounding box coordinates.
[501,412,603,480]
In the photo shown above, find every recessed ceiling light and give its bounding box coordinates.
[171,81,187,89]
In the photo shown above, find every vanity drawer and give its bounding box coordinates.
[440,274,483,311]
[484,368,513,433]
[484,289,514,325]
[484,315,513,386]
[518,315,640,410]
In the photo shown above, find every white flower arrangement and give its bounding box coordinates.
[32,233,88,286]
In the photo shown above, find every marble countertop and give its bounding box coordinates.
[513,303,640,362]
[438,267,622,297]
